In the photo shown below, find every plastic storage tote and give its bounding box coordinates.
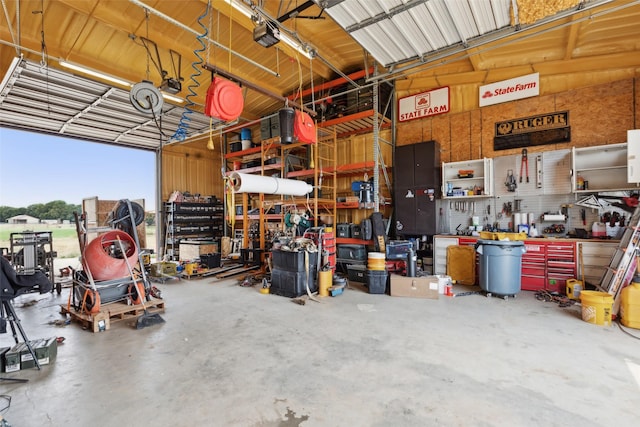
[475,240,526,297]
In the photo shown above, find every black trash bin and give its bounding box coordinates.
[475,240,526,298]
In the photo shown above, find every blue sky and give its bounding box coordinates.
[0,128,156,209]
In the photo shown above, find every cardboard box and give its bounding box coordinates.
[179,241,218,261]
[390,274,439,299]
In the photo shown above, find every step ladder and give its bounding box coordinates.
[598,205,640,313]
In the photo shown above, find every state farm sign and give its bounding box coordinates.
[479,73,539,107]
[398,86,450,122]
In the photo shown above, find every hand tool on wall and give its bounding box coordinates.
[581,208,586,225]
[520,148,529,183]
[505,169,517,192]
[535,154,543,189]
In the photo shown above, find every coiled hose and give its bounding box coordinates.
[172,3,209,141]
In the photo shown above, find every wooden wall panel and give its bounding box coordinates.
[161,144,222,202]
[397,77,639,164]
[555,79,633,147]
[450,113,471,162]
[470,109,482,159]
[396,120,427,146]
[432,114,452,163]
[636,75,640,129]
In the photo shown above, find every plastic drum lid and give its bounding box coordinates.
[294,110,317,143]
[205,77,244,121]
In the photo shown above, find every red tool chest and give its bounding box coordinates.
[545,242,576,293]
[521,242,546,291]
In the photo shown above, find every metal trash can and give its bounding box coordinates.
[475,240,526,297]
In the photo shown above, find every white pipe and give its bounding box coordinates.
[230,172,312,196]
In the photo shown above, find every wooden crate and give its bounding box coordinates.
[179,241,218,261]
[60,298,165,332]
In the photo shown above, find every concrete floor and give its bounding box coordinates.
[1,269,639,427]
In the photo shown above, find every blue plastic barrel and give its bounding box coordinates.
[475,240,526,296]
[240,128,252,141]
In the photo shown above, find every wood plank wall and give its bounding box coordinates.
[334,129,393,224]
[397,77,639,163]
[161,140,224,202]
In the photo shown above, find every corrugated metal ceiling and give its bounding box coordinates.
[0,56,221,150]
[324,0,511,67]
[321,0,610,71]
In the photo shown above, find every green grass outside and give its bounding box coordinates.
[0,224,156,259]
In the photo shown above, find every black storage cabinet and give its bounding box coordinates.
[394,141,441,236]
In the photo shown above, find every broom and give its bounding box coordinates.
[116,236,165,329]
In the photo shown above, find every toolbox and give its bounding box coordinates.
[385,240,414,260]
[347,264,367,282]
[336,223,351,238]
[4,343,22,372]
[337,244,367,261]
[200,253,221,269]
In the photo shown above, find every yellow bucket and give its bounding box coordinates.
[318,270,332,297]
[368,252,386,271]
[580,291,613,326]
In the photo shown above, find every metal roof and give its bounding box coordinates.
[0,57,221,150]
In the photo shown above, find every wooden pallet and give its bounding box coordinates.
[60,298,165,332]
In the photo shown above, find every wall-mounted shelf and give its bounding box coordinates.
[442,158,493,199]
[572,143,639,192]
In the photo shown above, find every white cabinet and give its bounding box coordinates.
[571,143,639,192]
[433,236,459,275]
[542,149,572,195]
[442,158,493,199]
[627,130,640,183]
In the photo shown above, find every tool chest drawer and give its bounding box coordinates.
[546,242,575,260]
[522,275,546,291]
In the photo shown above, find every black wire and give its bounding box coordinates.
[0,394,11,414]
[616,318,640,340]
[147,96,169,139]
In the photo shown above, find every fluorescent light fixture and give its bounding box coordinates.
[59,60,132,87]
[224,0,314,59]
[223,0,254,19]
[280,32,314,60]
[161,91,184,104]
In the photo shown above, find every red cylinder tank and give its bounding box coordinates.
[83,230,139,281]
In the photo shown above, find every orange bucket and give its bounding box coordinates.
[368,252,386,271]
